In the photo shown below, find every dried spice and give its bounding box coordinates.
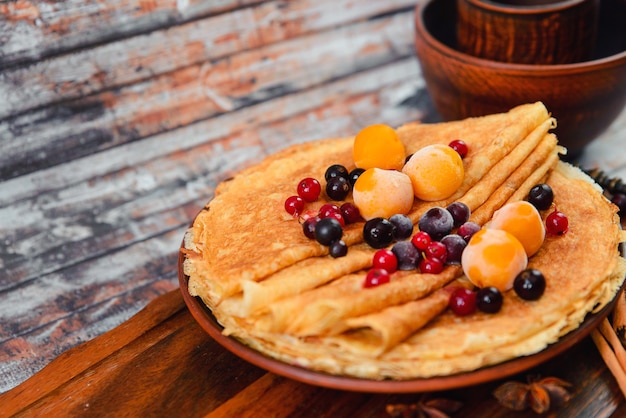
[582,167,626,196]
[493,375,571,414]
[386,395,463,418]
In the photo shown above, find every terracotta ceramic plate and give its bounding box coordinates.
[178,243,625,393]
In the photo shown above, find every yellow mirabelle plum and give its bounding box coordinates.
[402,144,464,201]
[488,201,545,256]
[353,124,406,171]
[353,168,414,220]
[461,228,528,292]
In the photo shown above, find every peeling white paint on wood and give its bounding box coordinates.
[0,58,419,206]
[0,0,415,119]
[0,0,265,68]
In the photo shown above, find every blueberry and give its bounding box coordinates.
[514,269,546,300]
[446,202,470,227]
[325,164,350,182]
[326,176,350,201]
[329,240,348,258]
[417,207,454,241]
[389,214,414,240]
[315,217,343,246]
[348,168,365,187]
[476,287,503,313]
[391,241,421,270]
[440,234,467,264]
[363,217,395,249]
[527,184,554,211]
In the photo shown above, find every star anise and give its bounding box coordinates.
[386,395,463,418]
[493,375,572,414]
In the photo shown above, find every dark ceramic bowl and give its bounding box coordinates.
[414,0,626,159]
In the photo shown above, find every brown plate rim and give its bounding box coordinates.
[178,237,624,393]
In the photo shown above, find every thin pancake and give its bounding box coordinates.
[183,103,625,380]
[215,163,625,379]
[186,103,552,305]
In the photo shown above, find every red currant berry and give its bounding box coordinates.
[411,231,431,251]
[340,202,362,224]
[448,287,477,316]
[372,249,398,273]
[425,241,447,263]
[284,195,305,217]
[419,257,444,274]
[297,177,321,202]
[319,203,341,219]
[546,207,569,236]
[302,216,320,239]
[326,210,346,227]
[449,139,468,158]
[300,209,319,221]
[363,268,390,288]
[458,221,480,242]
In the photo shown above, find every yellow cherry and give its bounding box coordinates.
[461,228,528,292]
[353,124,406,171]
[402,144,464,201]
[353,168,414,220]
[488,201,545,256]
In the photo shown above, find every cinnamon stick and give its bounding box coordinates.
[592,326,626,398]
[599,318,626,372]
[612,288,626,346]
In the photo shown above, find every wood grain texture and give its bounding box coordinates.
[0,0,430,393]
[1,0,626,413]
[0,2,417,181]
[0,0,265,69]
[1,290,623,417]
[0,0,415,119]
[0,59,425,292]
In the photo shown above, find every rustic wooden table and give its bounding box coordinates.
[1,1,625,417]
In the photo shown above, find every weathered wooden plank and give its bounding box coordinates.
[206,373,378,418]
[0,8,416,180]
[0,288,186,409]
[2,297,624,416]
[0,58,422,206]
[0,279,178,395]
[0,73,427,394]
[0,0,416,119]
[0,135,263,289]
[0,302,267,414]
[0,60,426,290]
[0,0,264,69]
[256,75,436,155]
[0,226,182,344]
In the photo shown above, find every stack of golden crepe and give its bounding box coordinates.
[182,102,626,379]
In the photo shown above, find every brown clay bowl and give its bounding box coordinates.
[414,0,626,159]
[456,0,599,64]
